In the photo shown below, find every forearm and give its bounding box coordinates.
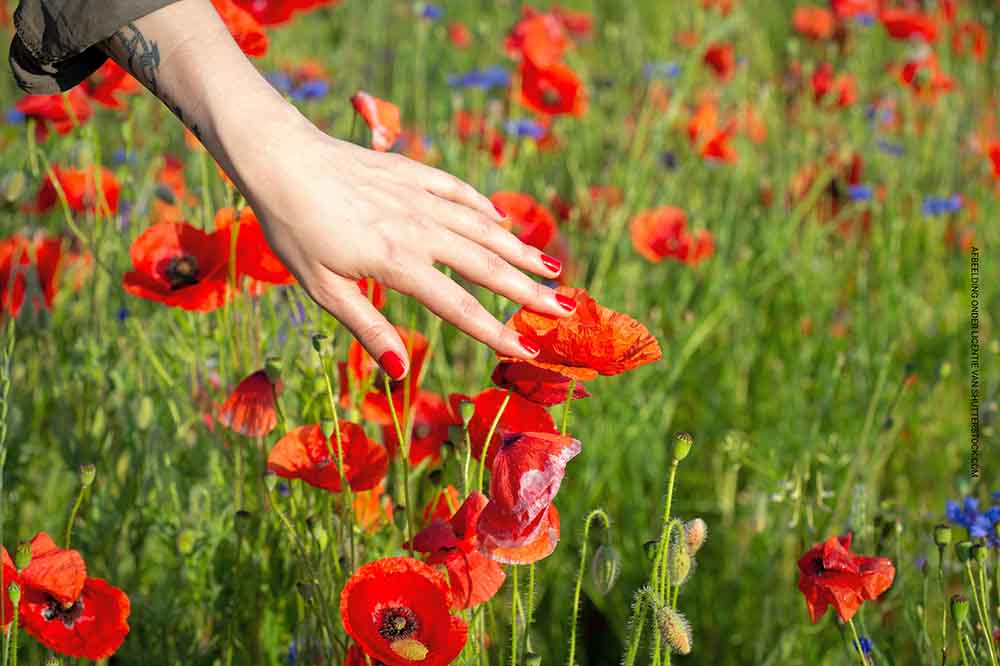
[101,0,307,193]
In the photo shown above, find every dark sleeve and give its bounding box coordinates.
[9,0,180,94]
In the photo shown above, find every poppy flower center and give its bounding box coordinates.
[165,255,201,290]
[541,86,562,107]
[42,596,84,628]
[377,606,419,641]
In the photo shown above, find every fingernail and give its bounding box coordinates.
[518,335,540,356]
[555,293,576,313]
[493,203,507,218]
[379,351,407,380]
[541,254,562,275]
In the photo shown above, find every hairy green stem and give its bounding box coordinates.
[567,509,610,666]
[477,391,512,494]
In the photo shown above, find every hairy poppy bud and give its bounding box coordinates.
[971,543,987,565]
[672,432,693,462]
[14,542,31,570]
[79,463,96,488]
[591,544,620,595]
[667,539,692,585]
[264,357,282,383]
[955,541,974,563]
[683,518,708,555]
[933,524,952,547]
[321,419,337,441]
[643,539,659,562]
[6,581,20,606]
[2,171,26,203]
[311,334,328,353]
[951,595,970,624]
[656,606,692,655]
[44,656,61,666]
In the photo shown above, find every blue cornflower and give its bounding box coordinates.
[447,65,510,90]
[504,119,546,140]
[288,297,307,326]
[116,307,130,323]
[876,139,904,156]
[847,185,873,202]
[855,14,875,26]
[266,71,294,94]
[290,79,329,101]
[421,3,443,20]
[660,152,677,170]
[857,636,873,655]
[946,495,1000,547]
[287,639,297,665]
[922,195,962,217]
[278,482,291,497]
[5,108,25,124]
[643,61,680,80]
[118,200,132,231]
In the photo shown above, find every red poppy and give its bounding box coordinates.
[880,8,938,42]
[267,422,388,492]
[218,369,283,437]
[951,21,988,63]
[422,485,461,525]
[411,492,506,609]
[551,6,593,38]
[33,235,90,310]
[354,481,393,534]
[340,329,429,424]
[792,6,835,40]
[486,431,579,522]
[797,533,895,623]
[122,221,231,312]
[505,11,568,69]
[211,0,268,56]
[214,207,295,285]
[630,206,714,266]
[497,287,663,381]
[831,0,877,19]
[491,361,590,406]
[351,91,401,152]
[232,0,339,25]
[895,52,954,100]
[81,61,140,109]
[35,166,120,216]
[519,58,586,117]
[357,277,386,309]
[344,643,369,666]
[340,557,467,666]
[447,22,472,48]
[454,111,505,165]
[703,42,735,81]
[0,235,32,318]
[17,533,130,660]
[14,89,91,141]
[478,502,561,565]
[490,192,557,250]
[2,547,16,628]
[448,389,557,469]
[382,391,458,466]
[988,142,1000,179]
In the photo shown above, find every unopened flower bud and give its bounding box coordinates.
[525,653,542,666]
[683,518,708,555]
[672,432,693,462]
[971,543,987,565]
[264,357,282,384]
[951,595,970,624]
[264,473,279,492]
[7,581,20,606]
[44,655,61,666]
[667,540,692,586]
[933,524,952,547]
[643,539,659,562]
[79,464,96,488]
[14,542,31,570]
[590,544,620,596]
[656,606,692,655]
[234,510,252,535]
[459,400,476,426]
[311,334,328,354]
[955,541,974,563]
[321,420,337,441]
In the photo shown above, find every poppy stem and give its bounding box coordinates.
[477,391,512,495]
[847,618,868,666]
[940,545,949,666]
[510,564,519,666]
[383,375,413,553]
[567,509,611,666]
[63,478,88,549]
[525,564,536,647]
[966,562,999,665]
[560,380,576,436]
[319,348,355,570]
[622,588,647,666]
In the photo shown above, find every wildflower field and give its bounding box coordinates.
[0,0,998,664]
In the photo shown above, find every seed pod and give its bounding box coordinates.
[683,518,708,555]
[311,334,328,353]
[79,464,96,488]
[7,581,20,606]
[971,543,987,565]
[590,544,620,595]
[933,524,952,547]
[14,542,32,570]
[44,656,61,666]
[672,432,693,462]
[656,606,692,655]
[643,539,659,562]
[951,595,970,624]
[2,171,26,203]
[667,539,692,586]
[955,541,974,563]
[459,400,476,426]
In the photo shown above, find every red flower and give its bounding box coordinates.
[35,166,120,216]
[14,89,91,141]
[448,389,557,469]
[218,369,283,437]
[895,52,954,100]
[211,0,268,56]
[214,207,295,286]
[491,361,591,406]
[382,391,458,466]
[82,61,140,109]
[881,8,938,42]
[411,492,506,609]
[831,0,877,19]
[703,42,735,81]
[988,142,1000,179]
[951,21,988,63]
[0,235,32,318]
[630,206,714,265]
[17,533,130,660]
[340,557,467,666]
[490,192,557,250]
[353,481,393,535]
[33,235,90,310]
[267,422,388,492]
[232,0,339,25]
[505,12,568,69]
[2,547,15,628]
[793,6,836,40]
[123,222,230,311]
[551,6,593,38]
[497,287,663,381]
[797,533,895,623]
[454,111,505,165]
[519,58,586,117]
[422,485,461,526]
[357,277,386,309]
[340,329,429,424]
[478,502,561,565]
[351,91,401,152]
[447,22,472,48]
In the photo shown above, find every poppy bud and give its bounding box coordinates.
[264,473,279,492]
[656,606,692,655]
[672,432,693,462]
[177,529,196,555]
[955,541,974,563]
[2,171,26,203]
[44,656,61,666]
[311,334,328,353]
[951,595,970,624]
[234,510,252,535]
[393,505,408,530]
[459,400,476,426]
[525,653,542,666]
[79,463,96,488]
[321,419,337,440]
[971,543,987,565]
[667,539,692,586]
[643,539,659,562]
[683,518,708,555]
[311,523,329,550]
[14,542,31,570]
[933,524,952,547]
[7,581,20,606]
[591,544,620,595]
[264,357,282,383]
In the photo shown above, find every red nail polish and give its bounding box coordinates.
[555,293,576,312]
[541,254,562,274]
[379,351,406,380]
[518,335,540,355]
[493,203,507,218]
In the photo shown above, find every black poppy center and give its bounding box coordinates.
[378,606,419,641]
[42,596,84,628]
[165,255,201,290]
[500,432,522,448]
[542,87,562,107]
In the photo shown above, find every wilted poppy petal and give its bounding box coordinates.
[351,91,401,152]
[217,369,282,437]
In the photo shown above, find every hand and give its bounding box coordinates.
[235,120,576,379]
